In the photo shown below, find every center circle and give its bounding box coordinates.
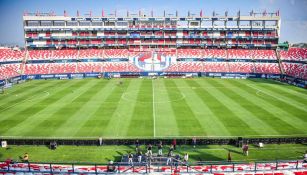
[122,90,185,103]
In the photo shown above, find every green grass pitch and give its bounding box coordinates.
[0,78,306,139]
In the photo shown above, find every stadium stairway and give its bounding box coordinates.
[275,50,285,75]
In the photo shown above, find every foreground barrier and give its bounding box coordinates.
[0,160,306,174]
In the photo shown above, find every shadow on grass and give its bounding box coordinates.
[175,147,225,162]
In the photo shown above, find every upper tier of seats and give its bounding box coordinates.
[280,48,307,61]
[0,49,24,61]
[104,49,129,58]
[1,48,306,61]
[177,49,277,60]
[23,62,141,75]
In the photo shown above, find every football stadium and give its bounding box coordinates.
[0,0,306,174]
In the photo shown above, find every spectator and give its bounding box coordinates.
[128,153,133,166]
[242,144,249,156]
[183,153,189,164]
[227,151,232,162]
[98,137,103,146]
[168,145,174,157]
[166,151,172,165]
[22,153,29,163]
[147,144,152,156]
[135,140,140,152]
[137,151,142,163]
[50,141,57,150]
[172,139,177,150]
[157,141,163,156]
[107,161,116,172]
[174,154,181,167]
[5,158,14,166]
[192,137,197,148]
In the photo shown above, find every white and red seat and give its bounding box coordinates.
[253,50,277,60]
[103,62,140,72]
[228,62,254,73]
[280,48,307,61]
[165,62,203,72]
[78,49,102,58]
[0,64,21,79]
[104,49,129,58]
[77,62,102,73]
[24,63,50,75]
[282,63,307,79]
[204,62,228,72]
[53,49,78,59]
[0,49,24,61]
[49,63,77,74]
[227,49,253,59]
[177,49,202,58]
[28,50,52,60]
[254,63,280,74]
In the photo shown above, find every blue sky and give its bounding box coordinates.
[0,0,306,46]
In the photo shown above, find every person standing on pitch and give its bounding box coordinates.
[242,144,249,156]
[128,153,133,166]
[172,139,177,150]
[192,137,197,148]
[227,151,232,162]
[183,153,189,164]
[304,150,307,163]
[168,145,174,156]
[157,141,163,156]
[147,144,152,156]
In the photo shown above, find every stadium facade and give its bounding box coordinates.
[0,10,306,87]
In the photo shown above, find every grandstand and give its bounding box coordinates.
[0,9,307,175]
[0,10,304,82]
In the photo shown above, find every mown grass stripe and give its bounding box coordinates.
[245,81,307,122]
[0,80,78,135]
[246,81,307,113]
[224,79,305,135]
[195,79,259,136]
[7,79,91,136]
[0,80,70,125]
[164,79,204,136]
[0,80,47,102]
[154,79,180,137]
[261,83,307,104]
[126,79,153,136]
[210,79,281,135]
[43,79,105,137]
[103,79,142,137]
[0,80,65,111]
[176,79,230,136]
[234,80,307,131]
[78,79,132,137]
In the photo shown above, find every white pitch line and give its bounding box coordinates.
[152,79,156,138]
[1,134,306,140]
